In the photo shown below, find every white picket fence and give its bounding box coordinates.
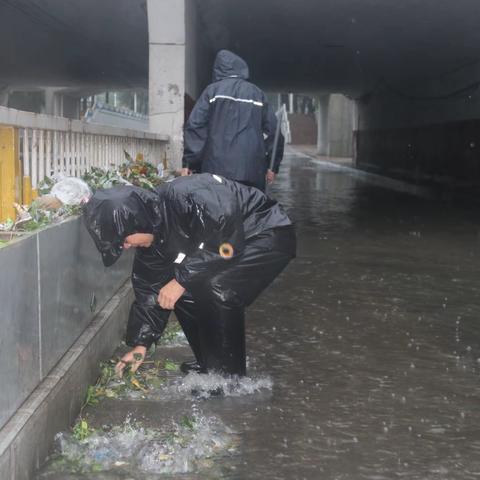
[0,106,169,189]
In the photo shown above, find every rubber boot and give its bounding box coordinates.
[197,301,246,376]
[180,359,206,374]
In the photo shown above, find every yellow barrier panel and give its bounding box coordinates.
[23,176,33,205]
[0,127,21,222]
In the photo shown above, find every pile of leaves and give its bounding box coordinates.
[0,200,82,234]
[80,167,126,191]
[82,355,178,409]
[81,152,168,192]
[118,159,165,190]
[0,154,169,237]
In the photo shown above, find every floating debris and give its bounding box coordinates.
[45,413,236,477]
[81,355,180,404]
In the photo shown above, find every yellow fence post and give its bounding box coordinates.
[23,176,33,205]
[0,126,21,222]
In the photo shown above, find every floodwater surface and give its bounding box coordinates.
[38,151,480,479]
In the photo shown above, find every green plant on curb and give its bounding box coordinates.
[72,418,95,441]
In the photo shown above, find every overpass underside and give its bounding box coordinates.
[181,0,480,187]
[1,0,480,186]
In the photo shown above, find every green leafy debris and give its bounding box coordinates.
[163,360,179,372]
[72,418,95,441]
[2,157,170,237]
[180,415,196,430]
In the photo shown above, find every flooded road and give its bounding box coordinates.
[38,151,480,479]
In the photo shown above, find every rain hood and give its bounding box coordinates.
[83,186,162,267]
[212,50,249,82]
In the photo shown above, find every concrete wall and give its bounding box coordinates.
[355,63,480,184]
[0,284,133,480]
[0,217,132,431]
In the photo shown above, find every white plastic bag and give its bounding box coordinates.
[51,177,92,205]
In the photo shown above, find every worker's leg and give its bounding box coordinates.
[174,293,205,371]
[191,226,296,376]
[194,292,246,376]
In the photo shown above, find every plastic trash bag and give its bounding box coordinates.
[51,177,92,205]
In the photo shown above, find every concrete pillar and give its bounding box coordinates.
[44,88,57,115]
[328,94,354,157]
[288,93,294,114]
[0,86,10,107]
[147,0,186,169]
[316,94,330,155]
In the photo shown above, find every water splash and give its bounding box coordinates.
[139,414,235,474]
[47,413,235,476]
[170,372,273,399]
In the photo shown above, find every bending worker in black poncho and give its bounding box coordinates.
[83,173,295,378]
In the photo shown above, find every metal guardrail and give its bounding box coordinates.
[0,106,169,221]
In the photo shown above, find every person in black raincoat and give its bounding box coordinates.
[83,173,295,380]
[182,50,284,192]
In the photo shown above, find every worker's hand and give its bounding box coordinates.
[158,279,186,310]
[180,168,192,176]
[115,345,147,378]
[266,169,276,184]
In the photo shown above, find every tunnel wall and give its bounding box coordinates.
[0,217,132,432]
[355,77,480,185]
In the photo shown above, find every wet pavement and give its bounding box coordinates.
[38,150,480,479]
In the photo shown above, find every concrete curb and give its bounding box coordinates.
[0,281,134,480]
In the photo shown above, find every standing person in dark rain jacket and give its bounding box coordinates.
[83,174,295,386]
[182,50,283,192]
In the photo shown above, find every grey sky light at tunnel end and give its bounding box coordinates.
[1,0,480,98]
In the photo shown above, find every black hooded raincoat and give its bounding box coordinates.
[84,174,295,375]
[183,50,283,191]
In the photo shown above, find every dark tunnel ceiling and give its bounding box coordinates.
[0,0,149,89]
[1,0,480,98]
[202,0,480,96]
